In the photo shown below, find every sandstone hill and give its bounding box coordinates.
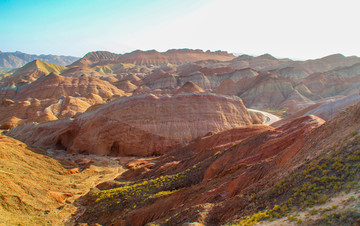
[4,51,360,122]
[175,81,205,94]
[70,49,235,67]
[14,72,125,100]
[8,93,259,156]
[0,60,67,89]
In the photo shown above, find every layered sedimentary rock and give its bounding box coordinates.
[9,93,256,156]
[0,70,126,128]
[56,93,256,156]
[76,114,326,225]
[70,49,235,67]
[14,73,126,100]
[239,74,295,107]
[175,81,204,94]
[69,51,120,67]
[0,95,105,129]
[302,63,360,98]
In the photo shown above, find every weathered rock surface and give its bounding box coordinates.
[0,95,105,129]
[9,93,256,156]
[0,133,124,226]
[71,49,235,67]
[175,81,204,94]
[76,114,326,225]
[14,73,125,100]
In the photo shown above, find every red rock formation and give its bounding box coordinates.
[0,98,59,129]
[70,49,235,67]
[198,67,235,75]
[0,95,105,129]
[76,114,326,225]
[239,73,296,107]
[175,81,204,94]
[9,93,255,156]
[14,73,125,100]
[164,49,234,63]
[118,115,325,225]
[114,80,138,93]
[69,51,120,67]
[57,93,255,156]
[119,50,169,66]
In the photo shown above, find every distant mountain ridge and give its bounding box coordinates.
[0,51,79,68]
[70,49,235,67]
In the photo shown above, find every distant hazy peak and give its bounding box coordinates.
[72,49,236,67]
[256,53,277,60]
[0,51,79,68]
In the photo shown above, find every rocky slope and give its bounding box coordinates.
[2,51,360,127]
[14,72,125,100]
[0,134,124,225]
[0,95,107,129]
[70,49,235,67]
[0,60,130,128]
[4,100,360,225]
[0,60,67,89]
[0,72,127,129]
[4,51,358,121]
[68,114,324,225]
[68,99,360,226]
[8,93,257,156]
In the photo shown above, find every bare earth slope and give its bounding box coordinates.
[8,93,256,157]
[0,134,125,225]
[72,100,360,225]
[70,49,235,67]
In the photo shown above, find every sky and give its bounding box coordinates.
[1,0,359,59]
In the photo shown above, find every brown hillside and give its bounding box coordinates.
[0,134,124,225]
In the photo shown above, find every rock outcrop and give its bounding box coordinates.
[75,114,326,225]
[9,93,256,156]
[175,81,204,94]
[0,95,105,129]
[70,49,235,67]
[14,73,126,100]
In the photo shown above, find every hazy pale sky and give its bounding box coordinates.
[1,0,359,59]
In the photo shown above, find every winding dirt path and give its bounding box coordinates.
[248,108,281,125]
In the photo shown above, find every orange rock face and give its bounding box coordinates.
[57,93,256,156]
[9,93,256,156]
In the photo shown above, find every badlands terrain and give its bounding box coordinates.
[1,49,360,225]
